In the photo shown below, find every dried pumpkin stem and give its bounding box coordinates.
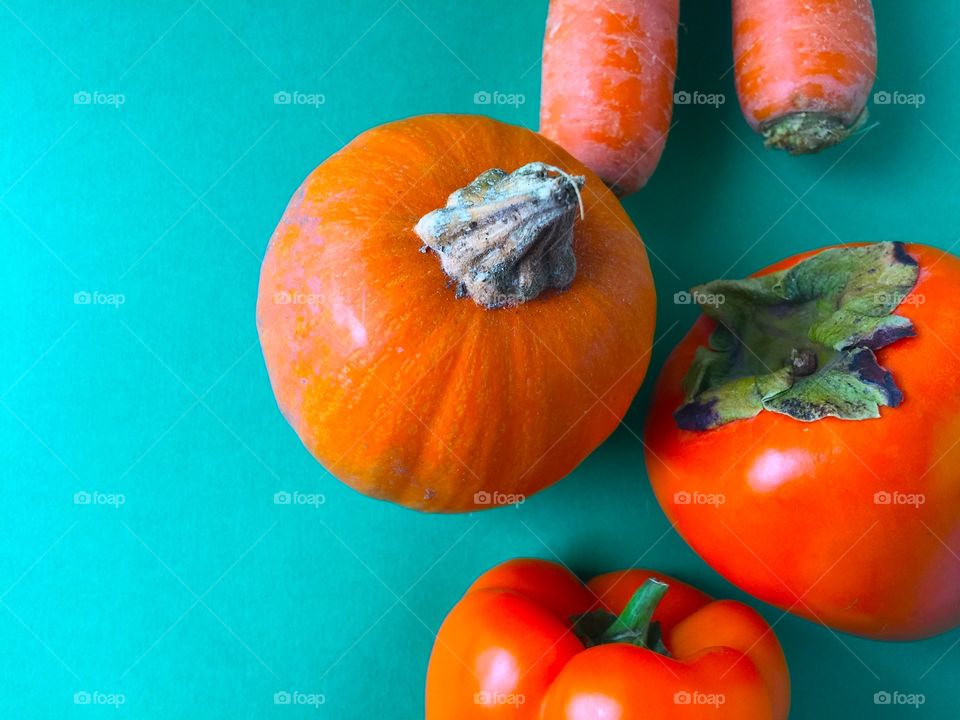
[414,162,585,309]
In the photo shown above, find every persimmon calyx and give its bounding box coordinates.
[572,579,671,655]
[414,162,585,309]
[675,242,920,431]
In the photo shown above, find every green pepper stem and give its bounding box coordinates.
[571,578,672,653]
[602,578,669,643]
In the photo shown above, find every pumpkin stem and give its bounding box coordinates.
[414,162,585,309]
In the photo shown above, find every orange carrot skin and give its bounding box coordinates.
[540,0,680,195]
[733,0,877,154]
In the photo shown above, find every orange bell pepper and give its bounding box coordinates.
[426,558,789,719]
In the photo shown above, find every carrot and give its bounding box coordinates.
[733,0,877,154]
[539,0,680,196]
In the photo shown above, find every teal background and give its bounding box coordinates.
[2,1,959,717]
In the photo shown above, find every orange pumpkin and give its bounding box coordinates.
[256,114,656,512]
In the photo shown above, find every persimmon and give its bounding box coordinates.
[257,115,656,512]
[540,0,680,195]
[733,0,877,154]
[645,242,960,639]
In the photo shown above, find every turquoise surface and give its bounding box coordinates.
[3,1,959,717]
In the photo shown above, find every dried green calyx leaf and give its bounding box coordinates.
[675,242,920,431]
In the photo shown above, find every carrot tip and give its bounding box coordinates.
[760,109,868,155]
[605,180,628,198]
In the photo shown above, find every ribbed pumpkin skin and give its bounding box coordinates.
[256,114,656,512]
